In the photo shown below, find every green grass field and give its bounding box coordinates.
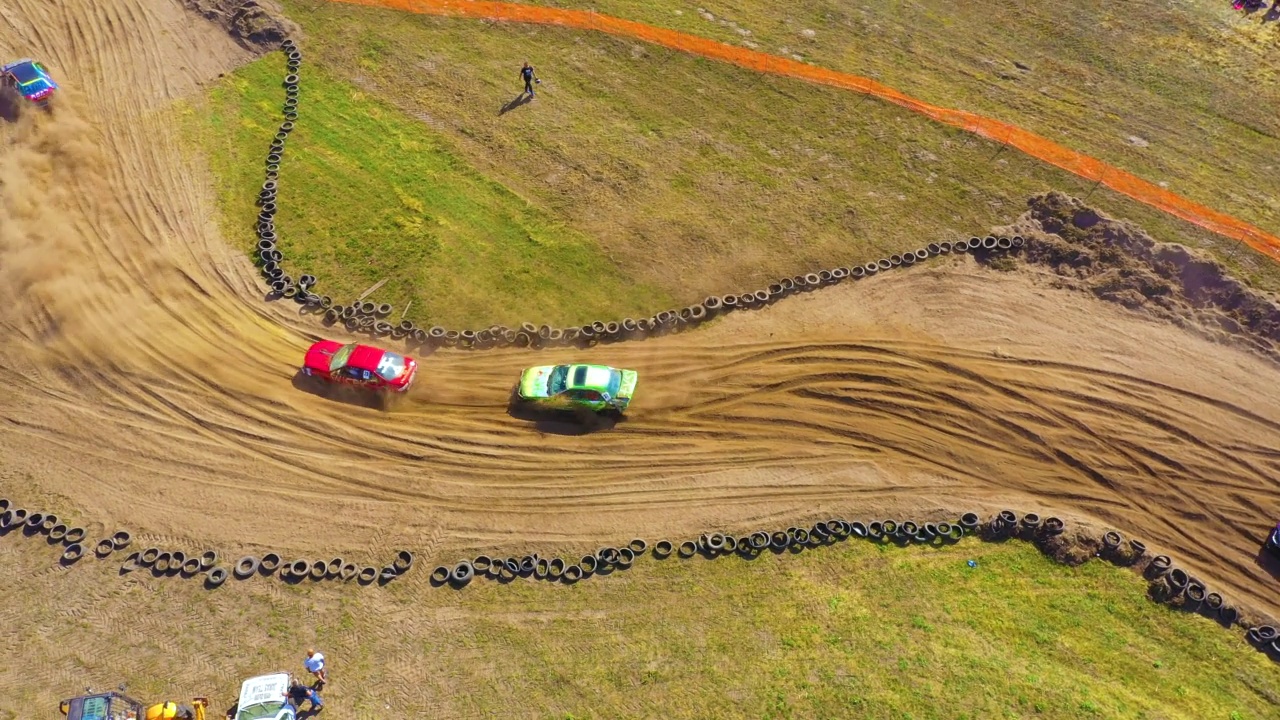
[191,54,673,328]
[7,535,1278,718]
[185,0,1280,330]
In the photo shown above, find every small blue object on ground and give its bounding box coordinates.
[967,560,977,568]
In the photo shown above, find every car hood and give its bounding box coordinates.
[519,366,556,398]
[303,340,344,373]
[617,369,639,400]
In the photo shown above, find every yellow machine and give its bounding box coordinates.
[58,690,207,720]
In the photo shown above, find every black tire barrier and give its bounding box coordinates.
[959,512,979,531]
[1041,517,1065,536]
[199,551,218,571]
[982,236,998,250]
[704,295,723,312]
[1020,513,1041,534]
[580,555,598,574]
[259,552,282,574]
[1258,626,1279,643]
[1129,539,1147,557]
[394,550,414,574]
[654,540,673,558]
[563,565,584,583]
[451,561,475,586]
[1220,606,1239,625]
[1148,555,1172,577]
[154,552,173,573]
[1102,531,1122,550]
[41,514,58,532]
[1167,568,1189,591]
[358,566,378,584]
[327,558,343,578]
[25,512,45,531]
[206,567,228,588]
[111,530,132,550]
[48,524,68,542]
[1186,583,1207,604]
[677,541,696,558]
[309,560,327,580]
[181,557,202,576]
[535,558,550,579]
[62,543,85,563]
[95,538,115,557]
[617,547,635,568]
[233,556,260,578]
[430,566,450,584]
[997,237,1012,250]
[1012,236,1025,248]
[770,531,790,550]
[548,558,566,578]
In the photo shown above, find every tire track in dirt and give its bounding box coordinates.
[0,0,1278,666]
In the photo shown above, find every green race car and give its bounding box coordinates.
[516,363,639,414]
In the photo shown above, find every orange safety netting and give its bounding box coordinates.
[334,0,1280,263]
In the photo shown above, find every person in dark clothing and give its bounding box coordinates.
[286,681,324,712]
[520,61,538,97]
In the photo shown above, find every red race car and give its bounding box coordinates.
[301,340,418,394]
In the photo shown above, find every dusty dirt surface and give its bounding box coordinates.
[1,0,1279,707]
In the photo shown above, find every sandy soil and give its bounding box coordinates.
[0,0,1278,706]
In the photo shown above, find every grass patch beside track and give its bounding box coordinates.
[4,535,1278,717]
[263,0,1280,305]
[191,53,673,328]
[188,0,1280,327]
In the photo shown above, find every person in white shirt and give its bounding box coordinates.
[304,648,327,686]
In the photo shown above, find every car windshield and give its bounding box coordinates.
[374,351,407,381]
[327,343,357,373]
[547,366,570,394]
[236,701,285,720]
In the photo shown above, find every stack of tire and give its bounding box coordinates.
[256,39,330,310]
[0,497,95,564]
[226,549,412,588]
[1143,552,1240,627]
[130,546,225,587]
[432,540,650,588]
[391,237,1028,353]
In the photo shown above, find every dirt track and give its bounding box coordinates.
[1,0,1279,657]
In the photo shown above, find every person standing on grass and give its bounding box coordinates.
[304,648,327,686]
[520,61,538,97]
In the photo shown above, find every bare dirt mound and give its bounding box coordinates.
[181,0,297,47]
[996,191,1280,358]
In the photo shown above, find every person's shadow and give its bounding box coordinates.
[499,92,532,116]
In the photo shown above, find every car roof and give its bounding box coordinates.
[565,364,616,391]
[1,59,35,71]
[346,344,387,371]
[236,672,290,710]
